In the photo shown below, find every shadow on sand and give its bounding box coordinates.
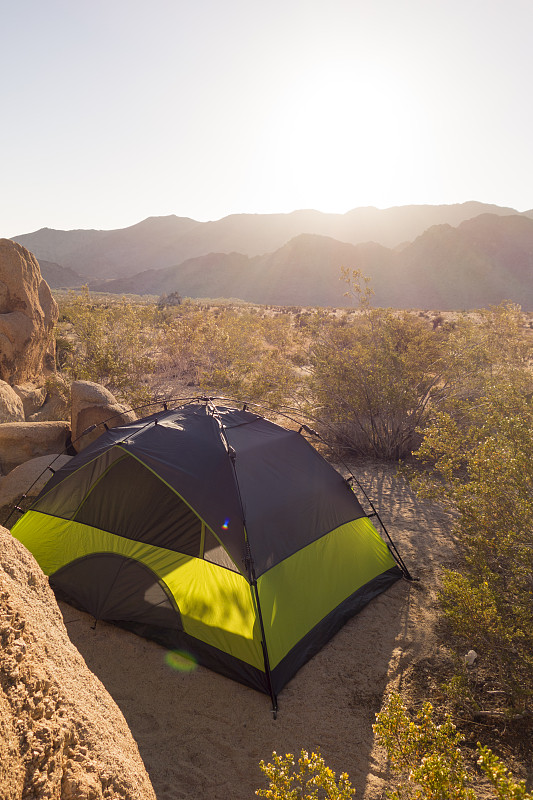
[61,463,449,800]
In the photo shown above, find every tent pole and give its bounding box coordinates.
[300,426,415,581]
[252,579,278,718]
[345,479,414,580]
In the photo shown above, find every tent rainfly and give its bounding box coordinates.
[11,402,408,713]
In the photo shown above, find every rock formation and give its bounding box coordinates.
[0,528,156,799]
[11,383,47,419]
[0,422,70,474]
[0,382,25,424]
[0,239,58,385]
[0,454,72,511]
[70,381,136,452]
[27,376,70,423]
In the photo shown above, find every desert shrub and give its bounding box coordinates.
[308,268,530,459]
[413,376,533,708]
[374,693,532,800]
[157,291,182,307]
[155,305,301,407]
[196,311,299,405]
[54,334,75,370]
[308,307,446,459]
[307,268,448,458]
[56,288,156,408]
[58,291,304,410]
[256,749,354,799]
[436,303,531,404]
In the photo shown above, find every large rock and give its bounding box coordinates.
[0,454,73,510]
[0,528,156,800]
[0,239,58,385]
[0,422,70,474]
[12,383,47,419]
[0,381,24,423]
[28,375,70,422]
[28,393,69,422]
[71,381,136,452]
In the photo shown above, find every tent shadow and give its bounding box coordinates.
[60,463,447,800]
[59,581,407,800]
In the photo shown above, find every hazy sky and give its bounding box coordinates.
[2,0,532,236]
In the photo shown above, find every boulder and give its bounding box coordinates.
[0,239,58,385]
[0,454,72,510]
[12,383,47,419]
[0,528,156,800]
[0,422,70,474]
[0,688,23,800]
[28,392,69,422]
[71,381,136,452]
[0,381,24,423]
[28,376,70,422]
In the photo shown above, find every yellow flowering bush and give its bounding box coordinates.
[256,749,355,800]
[374,693,532,800]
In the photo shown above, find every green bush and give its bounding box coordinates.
[374,693,532,800]
[155,305,301,406]
[308,304,446,459]
[309,271,530,460]
[413,378,533,707]
[57,288,156,408]
[57,291,304,410]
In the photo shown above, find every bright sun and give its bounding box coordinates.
[255,62,431,211]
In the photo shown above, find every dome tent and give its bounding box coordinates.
[11,400,408,713]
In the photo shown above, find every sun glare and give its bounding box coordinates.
[256,62,430,210]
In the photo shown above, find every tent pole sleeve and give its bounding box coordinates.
[252,579,278,718]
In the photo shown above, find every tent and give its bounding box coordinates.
[11,401,407,711]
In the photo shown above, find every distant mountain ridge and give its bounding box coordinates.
[88,215,533,310]
[14,202,530,276]
[37,259,86,288]
[11,203,533,309]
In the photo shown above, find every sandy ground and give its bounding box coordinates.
[57,461,456,800]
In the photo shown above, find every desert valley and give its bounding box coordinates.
[13,202,533,310]
[0,201,532,800]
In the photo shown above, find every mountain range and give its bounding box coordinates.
[12,202,533,310]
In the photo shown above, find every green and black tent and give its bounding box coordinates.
[11,401,407,711]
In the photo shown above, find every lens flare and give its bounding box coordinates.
[222,518,229,530]
[165,650,198,673]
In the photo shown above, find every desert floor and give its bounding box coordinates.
[59,461,456,800]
